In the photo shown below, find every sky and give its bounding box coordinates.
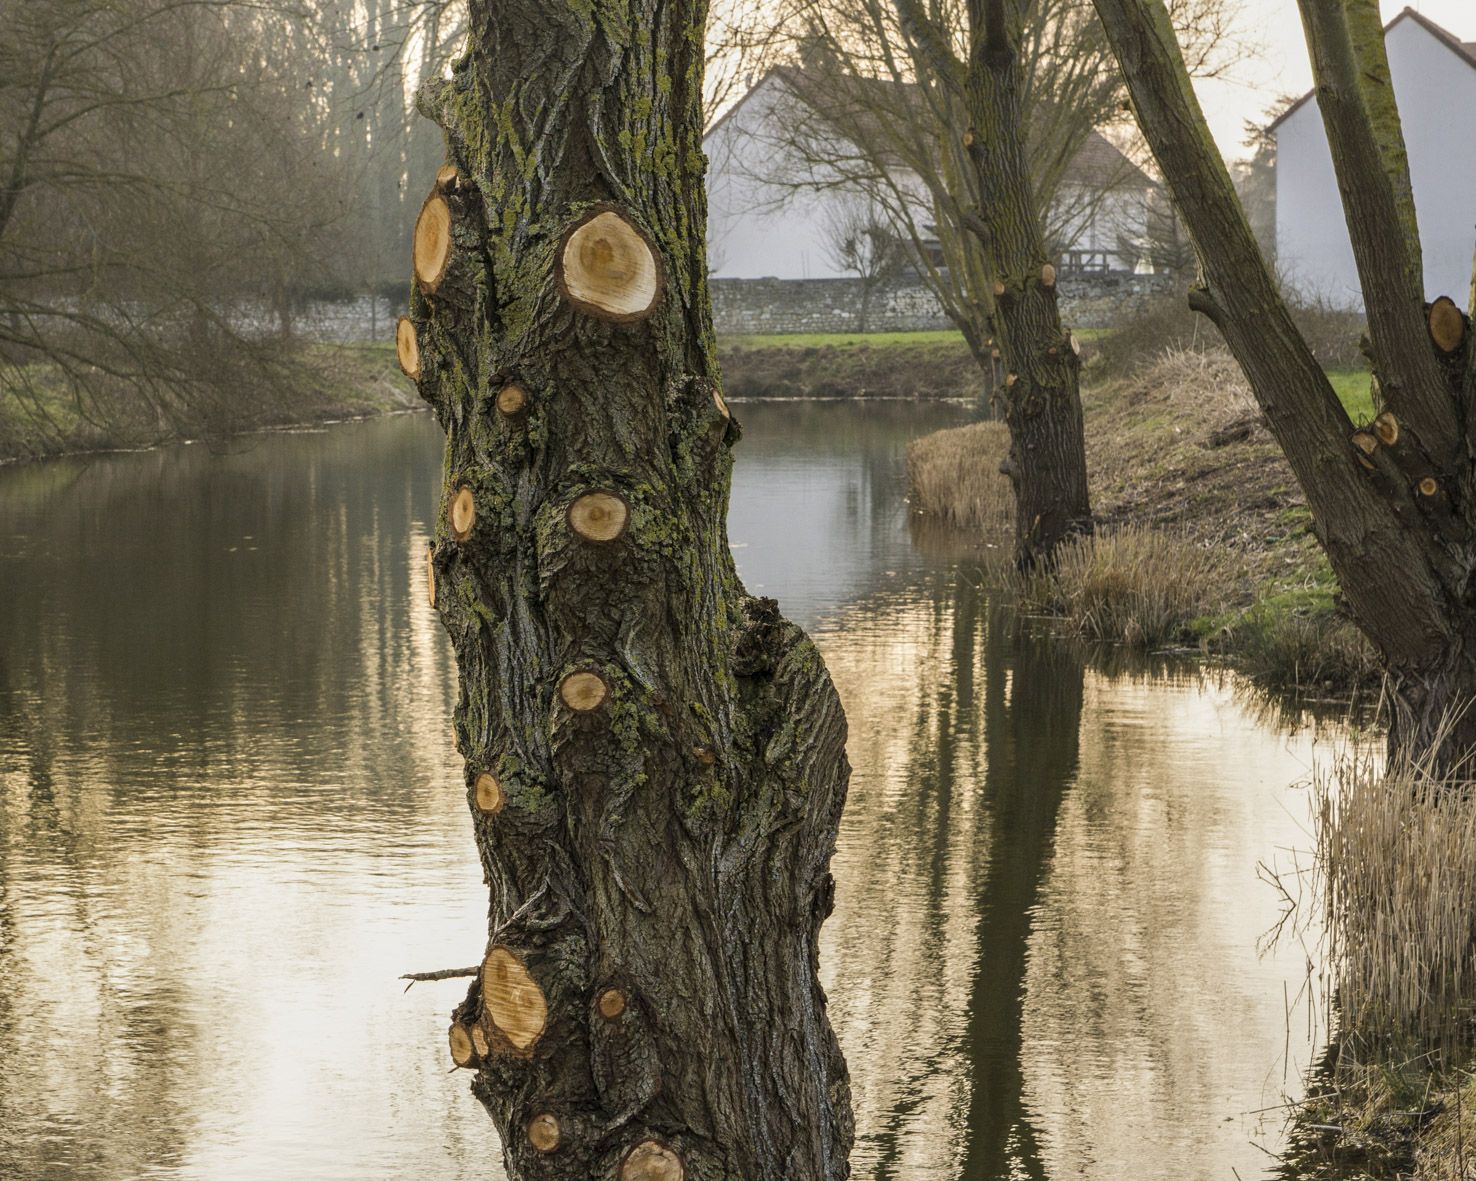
[1196,0,1476,159]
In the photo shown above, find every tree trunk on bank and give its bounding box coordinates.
[963,1,1093,568]
[401,3,854,1177]
[1090,0,1476,771]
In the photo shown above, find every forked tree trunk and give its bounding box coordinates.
[401,3,854,1177]
[1090,0,1476,771]
[963,1,1093,568]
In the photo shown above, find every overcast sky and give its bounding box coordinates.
[1196,0,1476,159]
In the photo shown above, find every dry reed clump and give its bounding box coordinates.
[1313,739,1476,1050]
[1228,609,1381,696]
[1132,345,1259,431]
[905,420,1012,536]
[1019,524,1236,648]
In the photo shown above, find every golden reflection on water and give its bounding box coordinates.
[0,407,1329,1180]
[817,580,1328,1180]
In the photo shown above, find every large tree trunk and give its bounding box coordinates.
[964,0,1093,568]
[401,3,854,1177]
[1090,0,1476,772]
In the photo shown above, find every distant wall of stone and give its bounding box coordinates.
[709,272,1178,336]
[710,277,950,335]
[293,272,1181,343]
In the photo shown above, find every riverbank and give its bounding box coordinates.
[1,332,984,465]
[720,329,984,400]
[907,347,1382,700]
[0,342,416,464]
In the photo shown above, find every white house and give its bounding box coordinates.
[704,67,1157,281]
[1271,8,1476,309]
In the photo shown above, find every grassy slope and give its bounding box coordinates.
[909,347,1381,697]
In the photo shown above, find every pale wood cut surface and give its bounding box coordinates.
[560,211,659,319]
[481,947,547,1052]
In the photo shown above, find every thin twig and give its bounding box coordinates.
[401,965,479,992]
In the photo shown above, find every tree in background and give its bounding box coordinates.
[0,0,352,452]
[822,197,909,330]
[401,0,853,1175]
[1090,0,1476,769]
[732,0,1243,564]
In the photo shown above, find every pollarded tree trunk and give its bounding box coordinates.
[963,0,1093,568]
[397,3,854,1178]
[1090,0,1476,771]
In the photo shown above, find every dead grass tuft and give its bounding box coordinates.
[905,420,1012,537]
[1020,525,1238,648]
[1314,733,1476,1049]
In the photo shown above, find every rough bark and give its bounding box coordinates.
[961,0,1094,567]
[402,2,854,1177]
[1090,0,1476,770]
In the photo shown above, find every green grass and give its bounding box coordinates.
[721,329,967,349]
[721,326,1111,350]
[1327,366,1376,422]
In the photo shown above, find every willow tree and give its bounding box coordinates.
[396,2,854,1178]
[1089,0,1476,767]
[772,0,1094,564]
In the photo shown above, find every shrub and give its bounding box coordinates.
[1090,290,1216,376]
[1227,608,1379,696]
[1289,298,1367,370]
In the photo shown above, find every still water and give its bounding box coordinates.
[0,402,1330,1180]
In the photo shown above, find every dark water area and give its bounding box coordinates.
[0,402,1331,1179]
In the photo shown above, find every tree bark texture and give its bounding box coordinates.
[403,3,854,1177]
[1091,0,1476,769]
[962,0,1094,568]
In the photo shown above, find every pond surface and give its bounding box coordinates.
[0,401,1330,1180]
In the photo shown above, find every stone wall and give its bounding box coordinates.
[291,272,1182,343]
[710,277,951,335]
[709,272,1178,336]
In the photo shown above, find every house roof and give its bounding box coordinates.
[706,65,1156,192]
[1267,8,1476,135]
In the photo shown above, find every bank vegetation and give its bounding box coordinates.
[907,316,1380,700]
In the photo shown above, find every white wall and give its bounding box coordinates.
[705,79,860,280]
[1275,16,1476,309]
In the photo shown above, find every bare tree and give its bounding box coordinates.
[725,0,1243,563]
[0,0,352,454]
[1088,0,1476,768]
[822,197,908,329]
